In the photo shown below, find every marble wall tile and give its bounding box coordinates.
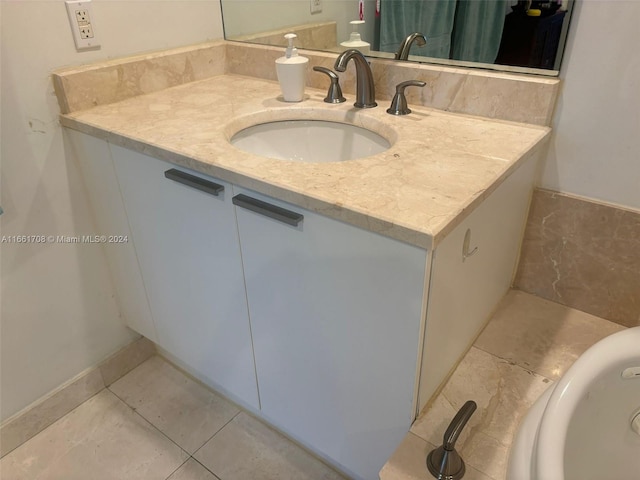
[370,59,559,125]
[53,41,227,113]
[0,368,104,458]
[475,290,625,379]
[194,412,346,480]
[371,59,466,106]
[515,189,640,327]
[225,42,559,126]
[225,42,281,82]
[55,41,559,125]
[0,390,188,480]
[448,72,558,126]
[109,356,239,454]
[224,42,342,93]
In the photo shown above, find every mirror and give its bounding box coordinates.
[221,0,575,76]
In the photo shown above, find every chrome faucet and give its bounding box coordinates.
[334,49,377,108]
[395,32,427,60]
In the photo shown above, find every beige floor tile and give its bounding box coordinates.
[383,291,620,480]
[168,458,220,480]
[463,463,496,480]
[459,431,509,480]
[109,356,240,454]
[380,432,493,480]
[0,389,187,480]
[474,290,624,379]
[194,412,345,480]
[379,433,435,480]
[411,347,551,450]
[0,367,104,458]
[410,347,550,480]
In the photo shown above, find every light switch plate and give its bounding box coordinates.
[65,0,100,50]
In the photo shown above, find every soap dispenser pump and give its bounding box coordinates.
[340,20,370,55]
[275,33,309,102]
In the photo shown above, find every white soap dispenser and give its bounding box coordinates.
[275,33,309,102]
[340,20,370,55]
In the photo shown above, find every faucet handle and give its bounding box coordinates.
[313,66,346,104]
[426,400,477,480]
[386,80,426,116]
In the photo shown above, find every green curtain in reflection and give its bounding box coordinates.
[379,0,509,64]
[379,1,458,58]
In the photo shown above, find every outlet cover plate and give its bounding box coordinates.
[310,0,322,14]
[65,0,100,50]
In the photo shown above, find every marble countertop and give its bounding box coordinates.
[60,74,550,249]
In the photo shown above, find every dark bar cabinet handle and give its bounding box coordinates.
[232,194,303,227]
[164,169,224,196]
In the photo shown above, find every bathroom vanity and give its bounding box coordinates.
[55,43,551,480]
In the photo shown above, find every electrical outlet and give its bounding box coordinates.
[75,9,89,24]
[310,0,322,14]
[80,25,94,39]
[65,0,100,50]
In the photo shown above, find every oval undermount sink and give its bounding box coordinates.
[230,120,390,163]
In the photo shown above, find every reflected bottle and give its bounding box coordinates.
[340,20,370,55]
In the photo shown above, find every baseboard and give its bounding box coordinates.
[0,336,156,458]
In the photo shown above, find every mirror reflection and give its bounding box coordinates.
[221,0,574,75]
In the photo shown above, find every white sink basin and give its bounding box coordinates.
[230,120,390,163]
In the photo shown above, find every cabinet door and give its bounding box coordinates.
[111,146,259,409]
[233,187,427,480]
[68,130,156,341]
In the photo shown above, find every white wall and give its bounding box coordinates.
[0,0,223,422]
[541,0,640,210]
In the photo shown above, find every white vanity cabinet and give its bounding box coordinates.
[110,145,260,409]
[71,130,538,480]
[68,130,157,342]
[231,187,428,480]
[417,158,539,409]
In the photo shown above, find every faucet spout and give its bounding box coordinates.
[334,49,377,108]
[395,32,427,60]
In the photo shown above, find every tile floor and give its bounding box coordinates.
[380,289,625,480]
[0,290,625,480]
[0,356,346,480]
